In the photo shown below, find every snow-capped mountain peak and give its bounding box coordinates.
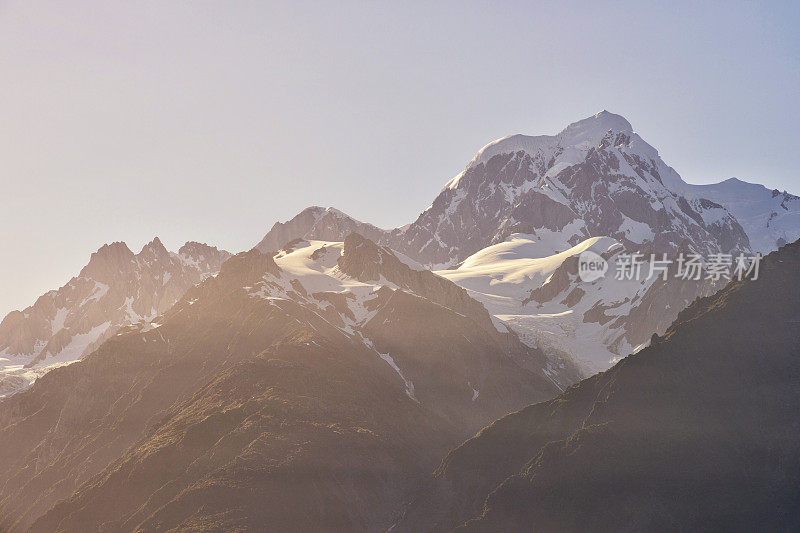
[557,109,633,145]
[241,111,795,379]
[396,111,749,269]
[465,110,635,172]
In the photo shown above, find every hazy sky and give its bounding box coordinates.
[1,1,799,317]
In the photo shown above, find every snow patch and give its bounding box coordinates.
[379,353,417,401]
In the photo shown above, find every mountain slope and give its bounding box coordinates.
[399,238,800,532]
[437,233,721,373]
[682,177,800,253]
[0,239,230,397]
[0,235,572,532]
[378,111,768,373]
[254,206,391,253]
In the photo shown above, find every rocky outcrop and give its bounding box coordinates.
[0,238,230,397]
[338,234,491,330]
[254,206,389,253]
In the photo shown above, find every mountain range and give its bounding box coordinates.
[0,111,798,531]
[3,111,798,387]
[0,239,229,397]
[251,111,796,372]
[0,234,570,532]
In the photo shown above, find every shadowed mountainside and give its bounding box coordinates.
[398,238,800,532]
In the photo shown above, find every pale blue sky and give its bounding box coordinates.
[1,0,798,317]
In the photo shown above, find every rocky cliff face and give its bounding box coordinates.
[398,238,800,532]
[0,235,574,532]
[0,238,230,397]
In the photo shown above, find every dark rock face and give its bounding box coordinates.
[398,238,800,532]
[523,255,580,306]
[389,151,554,267]
[507,189,581,235]
[604,263,719,354]
[338,234,491,330]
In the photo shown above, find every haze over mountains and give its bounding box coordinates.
[0,240,230,397]
[0,234,569,532]
[0,111,798,531]
[253,111,794,372]
[398,237,800,532]
[3,111,798,387]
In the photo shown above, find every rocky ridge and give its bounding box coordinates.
[0,238,230,397]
